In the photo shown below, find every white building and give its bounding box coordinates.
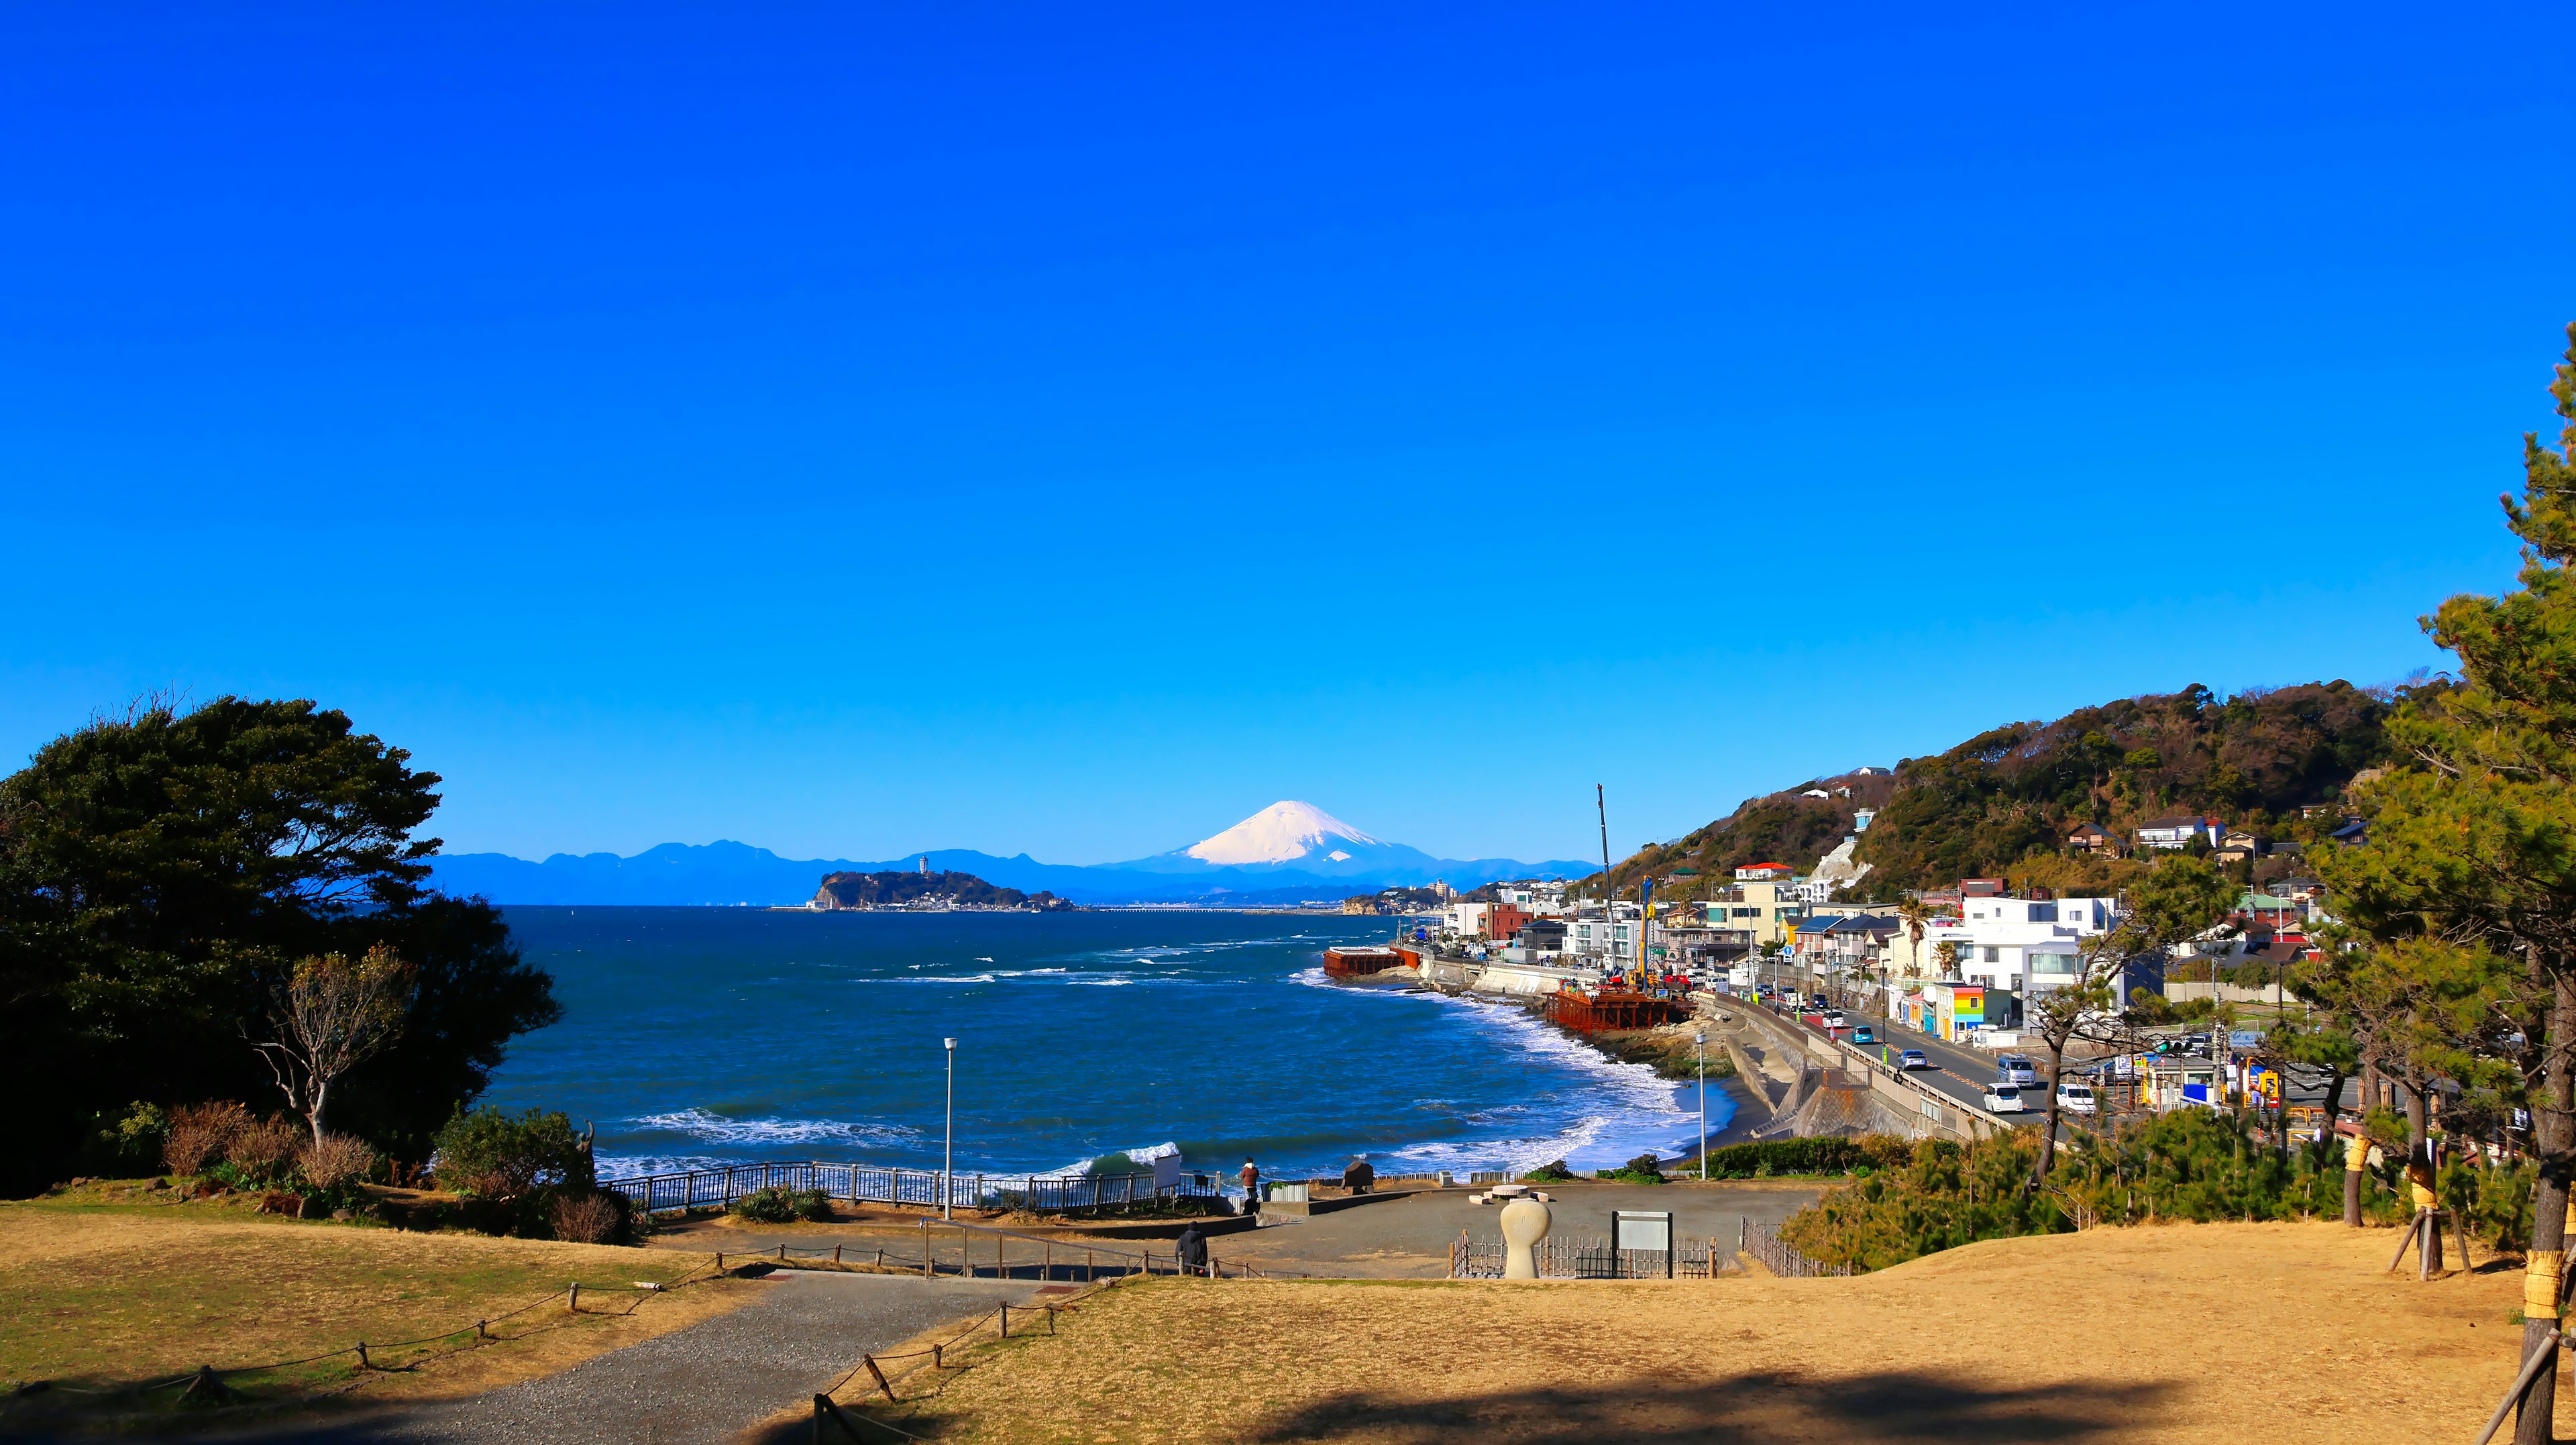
[1445,902,1491,938]
[1900,896,2125,1016]
[1562,902,1644,964]
[1497,880,1570,916]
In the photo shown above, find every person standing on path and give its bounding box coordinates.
[1240,1156,1260,1216]
[1176,1222,1210,1277]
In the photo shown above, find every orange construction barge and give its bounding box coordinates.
[1323,946,1406,977]
[1546,989,1691,1033]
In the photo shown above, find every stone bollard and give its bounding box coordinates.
[1499,1196,1552,1280]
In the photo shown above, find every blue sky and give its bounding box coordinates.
[4,3,2571,866]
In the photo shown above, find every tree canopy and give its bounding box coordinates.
[0,697,559,1193]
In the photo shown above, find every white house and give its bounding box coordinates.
[2136,816,2226,850]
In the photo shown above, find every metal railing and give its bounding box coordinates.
[1741,1216,1850,1277]
[1448,1236,1675,1279]
[600,1159,1221,1216]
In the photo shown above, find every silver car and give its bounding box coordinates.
[1996,1055,2039,1087]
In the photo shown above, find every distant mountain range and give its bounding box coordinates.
[425,801,1595,906]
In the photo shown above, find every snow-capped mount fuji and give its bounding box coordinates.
[1099,800,1593,889]
[1183,801,1382,866]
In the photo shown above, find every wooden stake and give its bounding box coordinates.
[569,1282,581,1313]
[2386,1212,2424,1273]
[356,1342,369,1370]
[864,1355,895,1402]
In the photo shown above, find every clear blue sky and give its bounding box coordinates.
[4,3,2571,866]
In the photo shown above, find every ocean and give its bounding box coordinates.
[478,907,1731,1184]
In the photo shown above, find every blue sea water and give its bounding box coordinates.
[478,907,1731,1183]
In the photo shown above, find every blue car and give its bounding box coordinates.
[1851,1026,1876,1045]
[1898,1049,1931,1071]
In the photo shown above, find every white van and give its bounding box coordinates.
[2056,1082,2098,1116]
[1996,1055,2039,1087]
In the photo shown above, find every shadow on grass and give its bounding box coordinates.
[1230,1370,2176,1444]
[773,1369,2181,1444]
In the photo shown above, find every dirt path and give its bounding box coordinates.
[264,1272,1042,1445]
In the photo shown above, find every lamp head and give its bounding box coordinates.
[944,1037,957,1050]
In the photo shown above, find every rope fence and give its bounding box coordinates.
[91,1253,735,1407]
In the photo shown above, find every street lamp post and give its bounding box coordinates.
[1695,1030,1709,1180]
[943,1037,957,1222]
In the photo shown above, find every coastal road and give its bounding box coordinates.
[1757,1003,2004,1117]
[255,1272,1042,1445]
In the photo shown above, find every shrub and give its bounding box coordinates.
[550,1191,627,1244]
[730,1186,830,1224]
[1783,1133,2068,1271]
[226,1116,305,1183]
[163,1102,249,1177]
[1700,1136,1913,1180]
[75,1102,168,1175]
[1786,1110,2411,1274]
[1521,1160,1575,1183]
[431,1107,590,1199]
[299,1132,378,1191]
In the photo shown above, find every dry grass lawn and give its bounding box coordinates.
[0,1197,760,1422]
[867,1221,2538,1444]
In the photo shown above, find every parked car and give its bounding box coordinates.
[1820,1009,1847,1026]
[1983,1083,2027,1113]
[1898,1049,1931,1070]
[2057,1083,2098,1116]
[1996,1055,2039,1087]
[1851,1026,1877,1045]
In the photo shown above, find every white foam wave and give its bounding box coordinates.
[596,1153,738,1178]
[1289,966,1723,1170]
[1035,1140,1181,1177]
[627,1108,921,1148]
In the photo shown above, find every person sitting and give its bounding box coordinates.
[1341,1156,1376,1195]
[1176,1221,1210,1277]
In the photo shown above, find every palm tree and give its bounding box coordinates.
[1896,896,1931,983]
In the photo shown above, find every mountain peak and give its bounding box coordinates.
[1182,801,1383,865]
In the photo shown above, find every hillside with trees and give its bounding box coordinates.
[811,869,1071,910]
[1592,680,2409,900]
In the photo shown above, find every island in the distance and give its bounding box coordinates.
[810,868,1075,912]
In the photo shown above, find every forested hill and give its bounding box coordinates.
[812,869,1072,910]
[1596,681,2410,900]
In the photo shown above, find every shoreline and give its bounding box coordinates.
[1344,963,1751,1165]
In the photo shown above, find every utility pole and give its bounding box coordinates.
[943,1037,957,1221]
[1695,1028,1709,1179]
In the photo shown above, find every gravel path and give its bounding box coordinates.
[270,1271,1042,1444]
